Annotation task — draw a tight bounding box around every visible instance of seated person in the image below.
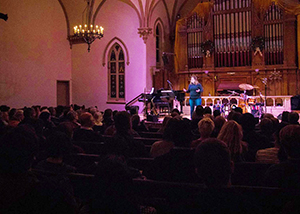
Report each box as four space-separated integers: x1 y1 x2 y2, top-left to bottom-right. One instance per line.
90 155 139 214
172 138 259 214
265 125 300 188
73 112 104 142
0 125 77 213
106 111 145 158
191 117 215 148
35 131 76 173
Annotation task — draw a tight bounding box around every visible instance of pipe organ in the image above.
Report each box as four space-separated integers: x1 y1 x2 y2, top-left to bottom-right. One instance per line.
187 13 204 68
213 0 252 67
264 2 284 65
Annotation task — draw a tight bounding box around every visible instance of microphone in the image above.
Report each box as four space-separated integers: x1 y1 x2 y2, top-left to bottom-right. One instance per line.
167 80 172 85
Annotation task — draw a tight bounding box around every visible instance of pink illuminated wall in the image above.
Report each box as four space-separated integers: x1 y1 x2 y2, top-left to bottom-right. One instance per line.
0 0 172 112
71 0 147 112
0 0 71 108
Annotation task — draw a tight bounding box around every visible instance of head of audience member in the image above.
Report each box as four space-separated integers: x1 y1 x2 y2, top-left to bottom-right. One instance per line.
214 116 226 131
94 111 103 126
194 138 232 188
192 105 204 120
89 107 97 116
55 105 64 118
158 116 171 133
171 109 180 118
227 111 242 124
0 125 38 173
57 122 74 139
23 107 35 119
288 112 299 125
114 111 131 135
239 113 256 131
13 110 24 122
8 108 16 121
213 109 221 118
259 118 274 135
281 111 290 123
113 110 118 118
79 112 95 128
163 117 192 147
198 117 215 139
48 107 56 117
129 107 138 116
131 114 140 131
39 111 51 126
263 113 275 119
232 106 243 114
218 120 245 160
203 106 212 115
280 125 300 160
103 108 113 123
45 131 72 161
66 110 78 123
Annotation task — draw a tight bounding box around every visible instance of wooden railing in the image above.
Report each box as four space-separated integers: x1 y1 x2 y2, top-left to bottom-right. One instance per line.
182 95 292 116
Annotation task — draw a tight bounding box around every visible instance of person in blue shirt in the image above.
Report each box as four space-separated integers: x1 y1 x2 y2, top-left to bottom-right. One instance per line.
183 75 203 118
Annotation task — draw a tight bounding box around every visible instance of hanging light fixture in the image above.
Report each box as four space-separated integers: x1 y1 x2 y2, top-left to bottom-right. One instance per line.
72 0 104 52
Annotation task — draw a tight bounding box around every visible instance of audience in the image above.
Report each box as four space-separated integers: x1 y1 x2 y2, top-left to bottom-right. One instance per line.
1 102 299 213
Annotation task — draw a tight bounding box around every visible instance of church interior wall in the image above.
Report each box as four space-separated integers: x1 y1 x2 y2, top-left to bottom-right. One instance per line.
0 0 72 108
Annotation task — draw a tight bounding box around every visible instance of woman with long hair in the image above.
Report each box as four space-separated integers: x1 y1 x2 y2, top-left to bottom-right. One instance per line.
183 75 203 118
218 120 248 162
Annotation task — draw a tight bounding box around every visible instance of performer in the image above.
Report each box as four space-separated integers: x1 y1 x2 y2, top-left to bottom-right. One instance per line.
183 75 203 118
213 99 224 115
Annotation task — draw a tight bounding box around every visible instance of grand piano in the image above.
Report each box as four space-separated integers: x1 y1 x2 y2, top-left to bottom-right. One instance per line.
125 89 185 115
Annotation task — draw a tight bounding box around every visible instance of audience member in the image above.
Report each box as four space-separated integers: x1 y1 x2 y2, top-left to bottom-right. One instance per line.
106 111 145 158
90 155 139 214
35 131 76 173
211 115 226 137
73 112 104 142
171 108 180 118
8 109 24 128
194 138 233 187
203 106 212 116
174 138 259 214
218 120 248 162
288 112 299 125
191 105 204 131
191 117 215 148
157 116 171 133
239 113 272 161
265 125 300 188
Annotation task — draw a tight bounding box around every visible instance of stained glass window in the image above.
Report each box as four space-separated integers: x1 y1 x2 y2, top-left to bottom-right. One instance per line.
108 43 125 101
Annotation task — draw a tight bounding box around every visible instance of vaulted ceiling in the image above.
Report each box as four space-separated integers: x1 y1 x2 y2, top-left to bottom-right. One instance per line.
58 0 202 39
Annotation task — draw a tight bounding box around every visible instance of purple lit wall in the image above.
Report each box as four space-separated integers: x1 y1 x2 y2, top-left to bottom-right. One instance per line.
0 0 71 108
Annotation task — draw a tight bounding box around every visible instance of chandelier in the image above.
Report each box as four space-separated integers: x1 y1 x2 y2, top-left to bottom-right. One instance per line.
72 0 104 52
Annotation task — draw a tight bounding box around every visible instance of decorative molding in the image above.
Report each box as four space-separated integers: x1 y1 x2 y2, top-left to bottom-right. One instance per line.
106 101 126 104
102 37 130 66
138 27 152 43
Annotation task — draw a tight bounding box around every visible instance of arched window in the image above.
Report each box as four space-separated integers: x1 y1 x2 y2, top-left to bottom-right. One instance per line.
264 2 284 65
108 43 125 101
155 23 163 67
